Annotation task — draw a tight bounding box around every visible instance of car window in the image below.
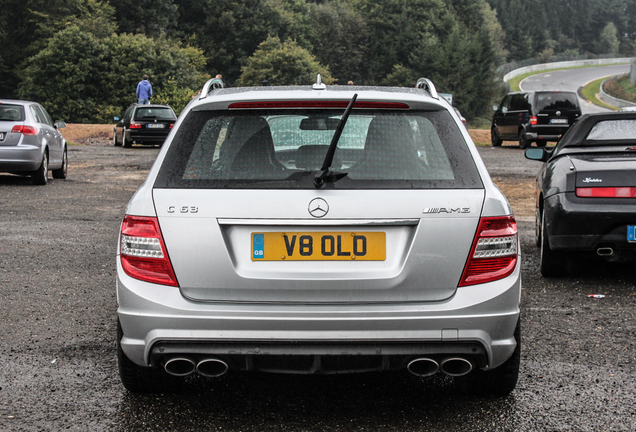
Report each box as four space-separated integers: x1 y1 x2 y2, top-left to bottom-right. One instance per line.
0 104 25 121
587 119 636 140
29 105 45 124
509 94 530 111
535 93 578 112
124 106 135 122
134 107 176 120
36 105 54 127
155 109 482 189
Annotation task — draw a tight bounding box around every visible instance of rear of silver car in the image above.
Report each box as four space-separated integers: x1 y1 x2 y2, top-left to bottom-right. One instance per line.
116 80 521 395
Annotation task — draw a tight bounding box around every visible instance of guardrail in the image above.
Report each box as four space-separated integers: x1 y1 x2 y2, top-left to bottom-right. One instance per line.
503 58 632 83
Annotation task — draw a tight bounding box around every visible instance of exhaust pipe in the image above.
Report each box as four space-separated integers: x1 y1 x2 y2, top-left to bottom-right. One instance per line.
439 357 473 377
196 358 229 378
407 358 439 377
597 247 614 257
164 357 196 377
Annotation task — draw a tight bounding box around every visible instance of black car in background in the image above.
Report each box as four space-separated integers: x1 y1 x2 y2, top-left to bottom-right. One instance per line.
525 111 636 277
491 91 582 148
114 104 177 147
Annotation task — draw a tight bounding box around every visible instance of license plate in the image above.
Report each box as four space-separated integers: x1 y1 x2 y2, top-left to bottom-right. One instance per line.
550 119 568 124
252 232 386 261
629 226 636 242
147 123 165 129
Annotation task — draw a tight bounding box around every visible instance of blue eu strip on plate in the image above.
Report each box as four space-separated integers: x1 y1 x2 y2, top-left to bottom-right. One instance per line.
628 225 636 242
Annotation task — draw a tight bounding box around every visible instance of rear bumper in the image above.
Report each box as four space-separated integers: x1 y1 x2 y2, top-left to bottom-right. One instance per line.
545 192 636 252
126 130 170 144
116 259 521 373
0 144 43 172
525 125 569 141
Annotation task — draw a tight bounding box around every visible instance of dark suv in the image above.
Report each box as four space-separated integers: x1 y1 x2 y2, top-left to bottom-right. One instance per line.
114 104 177 147
491 91 581 148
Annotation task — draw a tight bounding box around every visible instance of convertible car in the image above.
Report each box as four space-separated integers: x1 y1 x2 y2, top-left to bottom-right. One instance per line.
525 111 636 277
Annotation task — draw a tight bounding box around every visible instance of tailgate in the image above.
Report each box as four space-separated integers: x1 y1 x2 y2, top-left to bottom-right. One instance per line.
153 189 485 303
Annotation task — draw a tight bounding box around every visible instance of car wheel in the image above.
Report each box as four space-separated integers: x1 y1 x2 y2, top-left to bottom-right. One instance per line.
536 139 547 147
457 318 520 397
540 210 569 277
52 147 68 179
491 127 503 147
114 129 122 147
518 130 531 149
117 320 184 393
123 133 132 148
31 152 48 185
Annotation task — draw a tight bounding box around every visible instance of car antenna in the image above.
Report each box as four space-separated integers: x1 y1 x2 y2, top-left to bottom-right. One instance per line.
314 93 357 188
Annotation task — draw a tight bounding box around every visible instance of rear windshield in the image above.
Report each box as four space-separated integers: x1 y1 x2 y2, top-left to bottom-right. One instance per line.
587 119 636 141
535 92 579 112
0 104 26 121
155 109 482 189
134 107 176 120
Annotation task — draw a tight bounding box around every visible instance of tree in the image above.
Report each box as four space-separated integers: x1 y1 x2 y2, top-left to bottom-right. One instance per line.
235 36 333 86
18 26 107 122
597 22 620 54
18 26 208 122
307 0 370 84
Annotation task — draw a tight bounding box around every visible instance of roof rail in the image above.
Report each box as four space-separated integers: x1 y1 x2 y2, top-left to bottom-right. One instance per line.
415 78 439 100
199 78 225 100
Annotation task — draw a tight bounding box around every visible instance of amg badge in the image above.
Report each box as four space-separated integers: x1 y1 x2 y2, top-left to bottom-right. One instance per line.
423 208 470 214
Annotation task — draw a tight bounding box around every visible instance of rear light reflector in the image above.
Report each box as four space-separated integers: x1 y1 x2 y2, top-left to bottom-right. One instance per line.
229 101 409 109
120 215 178 287
530 116 538 125
459 216 518 287
11 125 38 135
130 123 142 129
577 187 636 198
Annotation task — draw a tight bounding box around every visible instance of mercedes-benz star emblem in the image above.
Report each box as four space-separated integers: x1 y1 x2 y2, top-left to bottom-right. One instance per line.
308 198 329 218
556 110 561 116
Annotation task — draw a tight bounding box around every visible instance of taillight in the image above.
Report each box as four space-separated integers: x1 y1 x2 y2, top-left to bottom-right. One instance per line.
169 123 174 129
120 215 178 287
11 125 38 135
530 116 538 125
577 187 636 198
130 123 142 129
459 216 518 287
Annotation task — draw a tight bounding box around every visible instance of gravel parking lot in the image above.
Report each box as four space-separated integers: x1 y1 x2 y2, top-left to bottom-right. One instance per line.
0 140 634 431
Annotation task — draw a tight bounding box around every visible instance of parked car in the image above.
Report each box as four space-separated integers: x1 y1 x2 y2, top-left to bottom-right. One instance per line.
113 104 177 147
116 76 521 396
491 90 582 148
0 99 67 185
525 111 636 277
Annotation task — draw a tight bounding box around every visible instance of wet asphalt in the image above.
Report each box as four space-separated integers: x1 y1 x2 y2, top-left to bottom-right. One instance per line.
0 141 634 431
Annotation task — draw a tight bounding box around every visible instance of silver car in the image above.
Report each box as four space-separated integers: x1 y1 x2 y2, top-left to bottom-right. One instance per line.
116 76 521 396
0 100 67 185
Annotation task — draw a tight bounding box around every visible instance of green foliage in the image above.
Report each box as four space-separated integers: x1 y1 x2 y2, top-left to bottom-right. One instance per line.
152 77 198 115
236 36 333 86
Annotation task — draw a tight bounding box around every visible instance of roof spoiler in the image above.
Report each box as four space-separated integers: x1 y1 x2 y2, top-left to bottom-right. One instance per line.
199 77 225 100
415 78 439 100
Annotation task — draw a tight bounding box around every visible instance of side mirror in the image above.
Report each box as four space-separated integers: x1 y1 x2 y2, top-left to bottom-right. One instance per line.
114 116 120 121
492 105 499 112
525 147 550 162
54 120 66 129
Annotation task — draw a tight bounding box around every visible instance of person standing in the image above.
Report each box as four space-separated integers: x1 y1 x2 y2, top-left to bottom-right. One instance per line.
136 75 153 105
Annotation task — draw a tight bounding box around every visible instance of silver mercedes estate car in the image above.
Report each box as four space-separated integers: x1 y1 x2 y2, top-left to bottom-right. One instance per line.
0 99 67 185
116 76 521 396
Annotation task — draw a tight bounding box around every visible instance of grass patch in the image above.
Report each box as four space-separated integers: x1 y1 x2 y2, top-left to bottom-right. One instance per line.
603 75 636 103
580 78 619 110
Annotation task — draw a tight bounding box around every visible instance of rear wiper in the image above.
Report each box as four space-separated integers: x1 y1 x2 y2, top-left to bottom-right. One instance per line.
314 93 357 188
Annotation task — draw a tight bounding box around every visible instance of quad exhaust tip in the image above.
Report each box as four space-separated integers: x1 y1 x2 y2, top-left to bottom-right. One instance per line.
164 357 196 377
196 358 229 378
163 356 229 378
597 247 614 257
407 358 439 377
439 357 473 377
